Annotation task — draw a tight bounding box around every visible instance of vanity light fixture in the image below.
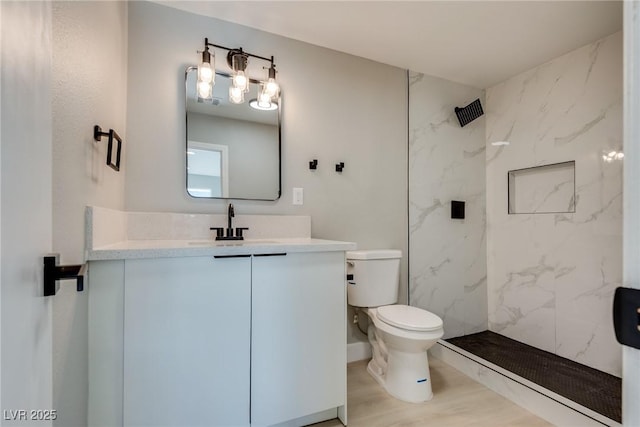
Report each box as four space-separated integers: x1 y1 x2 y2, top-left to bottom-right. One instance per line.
228 50 248 104
262 64 280 98
197 38 280 107
197 45 215 103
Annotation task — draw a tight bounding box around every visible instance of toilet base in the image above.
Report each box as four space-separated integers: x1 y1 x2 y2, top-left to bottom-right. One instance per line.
367 350 434 404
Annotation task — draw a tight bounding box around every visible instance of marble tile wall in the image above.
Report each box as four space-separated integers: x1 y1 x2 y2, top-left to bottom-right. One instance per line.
408 72 487 339
486 31 623 376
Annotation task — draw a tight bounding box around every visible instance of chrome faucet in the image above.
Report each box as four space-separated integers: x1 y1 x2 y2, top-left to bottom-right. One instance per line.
210 203 249 240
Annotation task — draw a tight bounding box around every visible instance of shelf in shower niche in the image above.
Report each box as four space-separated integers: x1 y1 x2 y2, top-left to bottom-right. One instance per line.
508 161 575 214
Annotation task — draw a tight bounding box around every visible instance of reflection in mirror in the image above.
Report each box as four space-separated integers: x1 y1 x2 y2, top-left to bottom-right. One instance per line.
185 67 281 200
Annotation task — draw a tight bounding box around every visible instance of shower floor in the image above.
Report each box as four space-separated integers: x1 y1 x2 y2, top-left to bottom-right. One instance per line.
446 331 621 423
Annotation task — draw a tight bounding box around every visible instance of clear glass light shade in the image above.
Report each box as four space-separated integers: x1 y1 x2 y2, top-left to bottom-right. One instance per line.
198 62 214 84
229 86 244 104
232 70 249 93
257 90 272 109
263 78 279 98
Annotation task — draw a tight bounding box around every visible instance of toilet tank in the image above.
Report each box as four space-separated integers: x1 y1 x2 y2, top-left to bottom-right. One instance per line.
346 249 402 307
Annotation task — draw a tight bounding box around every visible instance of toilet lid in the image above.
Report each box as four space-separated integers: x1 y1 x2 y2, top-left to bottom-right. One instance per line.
377 305 443 332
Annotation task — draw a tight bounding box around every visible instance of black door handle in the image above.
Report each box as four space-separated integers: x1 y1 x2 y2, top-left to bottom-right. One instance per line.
613 287 640 349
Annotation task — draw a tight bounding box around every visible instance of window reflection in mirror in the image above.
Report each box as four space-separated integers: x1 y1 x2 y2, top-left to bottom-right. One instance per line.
187 142 229 198
185 67 281 200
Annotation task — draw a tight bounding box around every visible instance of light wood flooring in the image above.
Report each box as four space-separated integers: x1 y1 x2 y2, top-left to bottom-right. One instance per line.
315 357 553 427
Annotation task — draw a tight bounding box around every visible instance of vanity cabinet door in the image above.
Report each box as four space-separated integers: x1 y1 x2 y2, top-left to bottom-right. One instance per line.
123 256 251 427
251 252 346 426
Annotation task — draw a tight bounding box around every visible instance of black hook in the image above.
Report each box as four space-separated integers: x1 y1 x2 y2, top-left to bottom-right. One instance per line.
309 159 318 170
335 162 345 172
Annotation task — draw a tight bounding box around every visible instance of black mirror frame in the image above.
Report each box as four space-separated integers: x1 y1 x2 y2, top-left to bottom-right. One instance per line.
184 66 282 201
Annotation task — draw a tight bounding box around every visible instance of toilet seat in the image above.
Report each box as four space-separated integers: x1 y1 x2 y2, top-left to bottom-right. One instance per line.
377 305 443 332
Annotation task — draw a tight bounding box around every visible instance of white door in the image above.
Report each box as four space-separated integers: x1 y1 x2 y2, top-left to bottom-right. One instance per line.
1 1 54 425
623 1 640 425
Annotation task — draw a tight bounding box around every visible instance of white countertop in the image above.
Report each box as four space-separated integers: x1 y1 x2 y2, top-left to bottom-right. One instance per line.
87 238 357 261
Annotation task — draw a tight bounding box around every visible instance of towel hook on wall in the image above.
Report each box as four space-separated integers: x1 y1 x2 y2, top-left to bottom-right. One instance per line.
93 125 122 171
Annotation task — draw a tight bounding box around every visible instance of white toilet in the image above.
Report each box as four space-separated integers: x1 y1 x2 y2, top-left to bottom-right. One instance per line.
347 249 444 403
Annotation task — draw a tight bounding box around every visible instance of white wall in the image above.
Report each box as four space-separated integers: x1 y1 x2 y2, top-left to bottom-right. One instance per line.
408 72 487 339
1 1 53 423
486 31 623 376
125 1 408 342
51 2 128 426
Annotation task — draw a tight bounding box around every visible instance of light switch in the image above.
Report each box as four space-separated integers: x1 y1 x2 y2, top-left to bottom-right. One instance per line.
293 187 304 205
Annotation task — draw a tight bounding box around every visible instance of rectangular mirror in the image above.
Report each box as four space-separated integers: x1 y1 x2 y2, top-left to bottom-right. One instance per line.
185 67 281 200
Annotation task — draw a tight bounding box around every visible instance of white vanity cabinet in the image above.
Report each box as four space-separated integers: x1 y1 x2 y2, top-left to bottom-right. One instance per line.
123 256 251 427
88 245 349 427
251 252 346 426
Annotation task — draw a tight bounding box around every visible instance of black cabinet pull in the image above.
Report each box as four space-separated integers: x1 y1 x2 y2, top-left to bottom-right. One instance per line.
213 254 251 259
253 253 287 257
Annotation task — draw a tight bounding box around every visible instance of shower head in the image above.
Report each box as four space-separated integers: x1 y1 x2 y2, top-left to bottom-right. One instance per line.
455 98 484 127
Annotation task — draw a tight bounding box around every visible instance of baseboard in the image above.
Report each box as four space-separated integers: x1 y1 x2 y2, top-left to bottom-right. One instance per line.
431 341 620 427
270 408 338 427
347 341 371 363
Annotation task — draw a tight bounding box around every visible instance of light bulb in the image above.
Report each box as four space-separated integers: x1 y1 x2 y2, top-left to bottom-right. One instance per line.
229 86 244 104
264 78 279 98
258 90 272 109
617 152 625 159
232 71 249 93
198 63 213 83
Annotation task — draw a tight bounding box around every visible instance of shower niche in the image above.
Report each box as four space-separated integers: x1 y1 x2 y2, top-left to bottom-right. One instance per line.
508 161 576 214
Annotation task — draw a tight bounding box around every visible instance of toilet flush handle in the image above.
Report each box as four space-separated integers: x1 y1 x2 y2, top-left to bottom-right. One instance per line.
346 262 355 284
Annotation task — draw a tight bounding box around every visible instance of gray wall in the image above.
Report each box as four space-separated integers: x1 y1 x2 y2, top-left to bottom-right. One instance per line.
126 2 409 342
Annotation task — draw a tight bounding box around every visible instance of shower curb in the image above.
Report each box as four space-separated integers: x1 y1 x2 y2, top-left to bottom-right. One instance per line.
431 340 620 427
